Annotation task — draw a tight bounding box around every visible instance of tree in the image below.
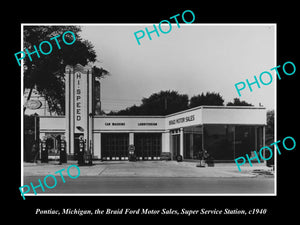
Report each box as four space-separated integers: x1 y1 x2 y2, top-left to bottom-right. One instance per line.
110 90 189 116
112 105 142 115
226 98 253 106
23 26 108 115
140 90 189 115
189 92 224 108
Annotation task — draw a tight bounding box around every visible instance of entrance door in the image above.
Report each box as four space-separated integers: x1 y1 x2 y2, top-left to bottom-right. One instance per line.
171 134 180 160
74 133 83 160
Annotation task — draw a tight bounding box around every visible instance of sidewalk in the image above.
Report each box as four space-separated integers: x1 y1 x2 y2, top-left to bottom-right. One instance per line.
22 160 274 178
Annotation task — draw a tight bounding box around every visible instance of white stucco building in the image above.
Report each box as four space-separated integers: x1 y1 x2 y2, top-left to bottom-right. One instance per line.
34 64 267 161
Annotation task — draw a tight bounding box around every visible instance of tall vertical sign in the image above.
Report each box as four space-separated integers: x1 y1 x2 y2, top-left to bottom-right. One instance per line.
65 64 93 157
74 71 87 132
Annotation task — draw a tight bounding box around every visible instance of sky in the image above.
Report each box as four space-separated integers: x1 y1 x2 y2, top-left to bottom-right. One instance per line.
80 24 276 113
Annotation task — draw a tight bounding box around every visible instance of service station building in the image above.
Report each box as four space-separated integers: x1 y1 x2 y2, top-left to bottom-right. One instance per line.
36 65 267 161
40 106 266 161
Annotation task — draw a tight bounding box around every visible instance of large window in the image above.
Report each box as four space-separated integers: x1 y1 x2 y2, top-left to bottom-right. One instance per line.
45 133 63 155
203 125 264 160
183 126 203 159
234 126 255 158
204 125 234 160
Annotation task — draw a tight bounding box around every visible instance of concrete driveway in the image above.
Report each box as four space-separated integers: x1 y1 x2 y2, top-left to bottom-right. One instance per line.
23 160 274 178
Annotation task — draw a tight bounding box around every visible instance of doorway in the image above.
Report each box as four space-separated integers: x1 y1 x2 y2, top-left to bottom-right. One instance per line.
134 133 162 160
171 134 180 160
101 133 129 160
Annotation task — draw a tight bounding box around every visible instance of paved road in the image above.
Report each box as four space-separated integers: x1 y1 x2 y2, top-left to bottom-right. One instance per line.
24 176 274 195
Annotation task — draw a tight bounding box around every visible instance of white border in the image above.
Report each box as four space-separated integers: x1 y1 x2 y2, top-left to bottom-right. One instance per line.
274 24 277 196
21 23 277 198
21 23 24 189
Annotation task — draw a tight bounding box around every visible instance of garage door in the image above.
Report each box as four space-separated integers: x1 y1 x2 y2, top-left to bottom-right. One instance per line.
101 133 129 160
134 133 162 160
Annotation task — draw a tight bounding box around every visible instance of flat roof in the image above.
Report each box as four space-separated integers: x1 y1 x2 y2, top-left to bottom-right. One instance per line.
165 105 266 118
39 105 266 118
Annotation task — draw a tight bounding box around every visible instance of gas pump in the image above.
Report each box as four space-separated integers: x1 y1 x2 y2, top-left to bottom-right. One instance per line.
59 136 67 163
41 136 48 163
78 135 84 165
128 145 136 161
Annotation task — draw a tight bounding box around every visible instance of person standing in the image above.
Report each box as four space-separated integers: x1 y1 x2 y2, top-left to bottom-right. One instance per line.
203 150 210 166
198 149 205 167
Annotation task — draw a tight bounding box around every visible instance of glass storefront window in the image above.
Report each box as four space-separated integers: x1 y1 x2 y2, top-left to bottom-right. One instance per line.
183 126 203 159
234 126 256 158
203 125 234 160
203 125 264 161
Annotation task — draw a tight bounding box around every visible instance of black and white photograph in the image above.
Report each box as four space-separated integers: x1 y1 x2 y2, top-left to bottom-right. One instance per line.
21 24 276 197
8 4 298 220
